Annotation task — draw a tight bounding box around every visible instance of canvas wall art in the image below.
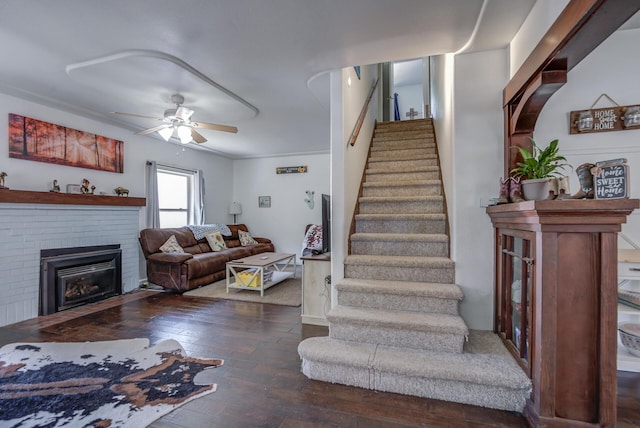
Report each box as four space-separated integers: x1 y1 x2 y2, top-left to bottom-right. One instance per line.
8 113 124 173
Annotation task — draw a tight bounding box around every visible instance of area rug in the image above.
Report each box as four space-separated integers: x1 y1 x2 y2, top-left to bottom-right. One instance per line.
184 276 301 306
0 338 223 428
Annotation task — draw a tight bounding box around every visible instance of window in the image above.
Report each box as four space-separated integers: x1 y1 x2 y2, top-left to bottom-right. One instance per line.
157 168 193 228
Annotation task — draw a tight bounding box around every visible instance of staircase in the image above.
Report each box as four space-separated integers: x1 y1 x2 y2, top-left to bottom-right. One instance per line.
298 118 531 412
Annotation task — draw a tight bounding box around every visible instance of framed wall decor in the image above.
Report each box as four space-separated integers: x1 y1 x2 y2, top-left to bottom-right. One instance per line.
258 196 271 208
8 113 124 173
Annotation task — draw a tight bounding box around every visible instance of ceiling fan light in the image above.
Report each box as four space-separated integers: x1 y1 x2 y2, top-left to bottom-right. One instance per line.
158 127 174 141
177 125 193 144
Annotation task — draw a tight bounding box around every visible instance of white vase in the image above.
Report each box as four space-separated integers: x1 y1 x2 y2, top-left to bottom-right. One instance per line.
522 178 552 201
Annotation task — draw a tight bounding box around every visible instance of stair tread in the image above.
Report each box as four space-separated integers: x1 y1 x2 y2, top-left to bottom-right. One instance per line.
345 254 453 268
298 330 531 389
369 153 437 160
366 165 440 173
337 278 463 300
363 180 440 187
350 233 448 242
355 213 446 220
328 306 468 334
371 140 435 146
359 195 443 202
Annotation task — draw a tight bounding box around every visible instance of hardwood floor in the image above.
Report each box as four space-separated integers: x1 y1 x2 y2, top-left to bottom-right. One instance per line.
1 291 638 427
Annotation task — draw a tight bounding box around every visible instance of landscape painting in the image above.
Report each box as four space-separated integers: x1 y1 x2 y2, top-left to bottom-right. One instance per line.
8 113 124 173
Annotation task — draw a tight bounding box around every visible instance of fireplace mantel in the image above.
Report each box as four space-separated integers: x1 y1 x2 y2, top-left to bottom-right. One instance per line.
0 190 145 207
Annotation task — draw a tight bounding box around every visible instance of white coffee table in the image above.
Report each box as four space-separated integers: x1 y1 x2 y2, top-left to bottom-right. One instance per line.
226 252 296 296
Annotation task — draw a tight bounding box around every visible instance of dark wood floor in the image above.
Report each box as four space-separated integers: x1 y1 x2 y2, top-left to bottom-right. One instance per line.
1 291 639 427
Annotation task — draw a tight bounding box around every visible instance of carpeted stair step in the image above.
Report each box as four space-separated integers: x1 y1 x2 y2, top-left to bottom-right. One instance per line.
373 129 432 141
298 330 532 412
368 148 436 160
371 139 435 151
350 233 448 257
327 306 468 353
337 278 462 315
358 195 443 214
365 165 440 181
375 118 432 130
368 157 438 169
368 150 438 169
344 254 454 283
355 213 446 234
362 180 442 196
362 180 441 197
369 150 437 162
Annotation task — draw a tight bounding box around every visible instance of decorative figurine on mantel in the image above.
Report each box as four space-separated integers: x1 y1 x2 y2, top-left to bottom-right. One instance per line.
81 178 95 195
0 171 8 190
50 179 61 193
114 186 129 197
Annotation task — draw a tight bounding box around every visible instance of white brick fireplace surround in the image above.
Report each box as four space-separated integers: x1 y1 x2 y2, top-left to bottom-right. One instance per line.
0 192 145 327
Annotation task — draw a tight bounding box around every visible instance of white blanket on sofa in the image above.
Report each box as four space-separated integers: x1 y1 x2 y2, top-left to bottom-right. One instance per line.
187 224 231 240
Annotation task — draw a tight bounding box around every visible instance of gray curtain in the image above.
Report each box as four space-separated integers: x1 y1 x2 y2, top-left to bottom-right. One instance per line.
191 169 205 225
145 161 160 228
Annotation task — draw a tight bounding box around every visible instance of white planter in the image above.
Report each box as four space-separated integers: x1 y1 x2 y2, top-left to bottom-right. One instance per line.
522 178 552 201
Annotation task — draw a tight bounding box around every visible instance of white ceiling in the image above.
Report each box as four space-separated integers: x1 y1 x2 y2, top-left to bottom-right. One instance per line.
0 0 537 159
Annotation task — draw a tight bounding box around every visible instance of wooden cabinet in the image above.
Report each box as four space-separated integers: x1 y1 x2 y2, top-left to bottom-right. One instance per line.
301 253 331 326
488 199 638 428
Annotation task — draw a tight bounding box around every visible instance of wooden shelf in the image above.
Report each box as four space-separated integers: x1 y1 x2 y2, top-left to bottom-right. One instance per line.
0 189 145 207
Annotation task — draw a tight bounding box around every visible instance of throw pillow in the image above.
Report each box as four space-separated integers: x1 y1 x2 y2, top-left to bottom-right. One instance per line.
159 235 185 253
205 231 228 252
239 230 259 246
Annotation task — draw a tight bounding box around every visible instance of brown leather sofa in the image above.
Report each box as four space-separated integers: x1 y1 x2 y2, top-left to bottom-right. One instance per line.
139 224 274 292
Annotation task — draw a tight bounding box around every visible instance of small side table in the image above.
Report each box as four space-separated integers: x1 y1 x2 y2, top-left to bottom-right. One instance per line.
301 252 331 326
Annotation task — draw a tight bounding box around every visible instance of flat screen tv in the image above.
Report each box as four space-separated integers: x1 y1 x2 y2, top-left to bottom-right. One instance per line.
321 194 331 253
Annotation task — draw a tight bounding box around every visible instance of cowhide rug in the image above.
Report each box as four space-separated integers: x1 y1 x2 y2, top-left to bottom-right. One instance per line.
0 338 223 427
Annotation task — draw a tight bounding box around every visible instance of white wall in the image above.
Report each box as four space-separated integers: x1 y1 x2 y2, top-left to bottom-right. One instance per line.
534 27 640 245
394 84 424 120
509 0 570 77
0 93 234 226
453 49 509 329
430 54 455 248
331 63 378 301
231 153 330 258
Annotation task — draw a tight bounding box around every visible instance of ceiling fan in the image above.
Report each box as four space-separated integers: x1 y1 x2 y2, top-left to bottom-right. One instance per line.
112 93 238 144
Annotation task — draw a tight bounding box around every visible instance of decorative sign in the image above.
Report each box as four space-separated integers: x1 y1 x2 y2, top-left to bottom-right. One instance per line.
591 158 629 199
569 105 640 134
276 165 307 174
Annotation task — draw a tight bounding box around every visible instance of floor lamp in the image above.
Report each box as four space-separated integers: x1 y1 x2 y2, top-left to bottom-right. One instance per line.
229 202 242 224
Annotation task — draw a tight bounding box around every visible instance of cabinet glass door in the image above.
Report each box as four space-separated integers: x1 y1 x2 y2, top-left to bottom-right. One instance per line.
500 233 532 371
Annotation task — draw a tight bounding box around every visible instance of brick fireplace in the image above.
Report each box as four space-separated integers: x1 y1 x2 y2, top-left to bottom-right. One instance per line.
0 190 145 326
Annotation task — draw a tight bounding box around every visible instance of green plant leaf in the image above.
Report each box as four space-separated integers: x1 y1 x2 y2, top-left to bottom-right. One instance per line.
510 138 569 179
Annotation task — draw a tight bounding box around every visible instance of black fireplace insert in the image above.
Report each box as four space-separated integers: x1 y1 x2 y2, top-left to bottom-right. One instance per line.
40 244 122 315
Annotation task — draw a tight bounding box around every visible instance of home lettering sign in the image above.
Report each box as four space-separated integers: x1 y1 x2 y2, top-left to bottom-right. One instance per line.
591 158 629 199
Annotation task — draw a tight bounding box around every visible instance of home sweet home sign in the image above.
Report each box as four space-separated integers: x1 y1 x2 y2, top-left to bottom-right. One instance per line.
592 158 629 199
569 107 624 134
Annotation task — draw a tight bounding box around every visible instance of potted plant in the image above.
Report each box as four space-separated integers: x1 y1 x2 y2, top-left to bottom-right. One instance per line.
511 138 570 200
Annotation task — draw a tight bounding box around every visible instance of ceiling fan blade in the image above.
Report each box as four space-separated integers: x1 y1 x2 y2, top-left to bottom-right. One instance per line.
175 106 194 121
191 128 207 144
112 112 160 120
135 124 171 136
191 121 238 134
